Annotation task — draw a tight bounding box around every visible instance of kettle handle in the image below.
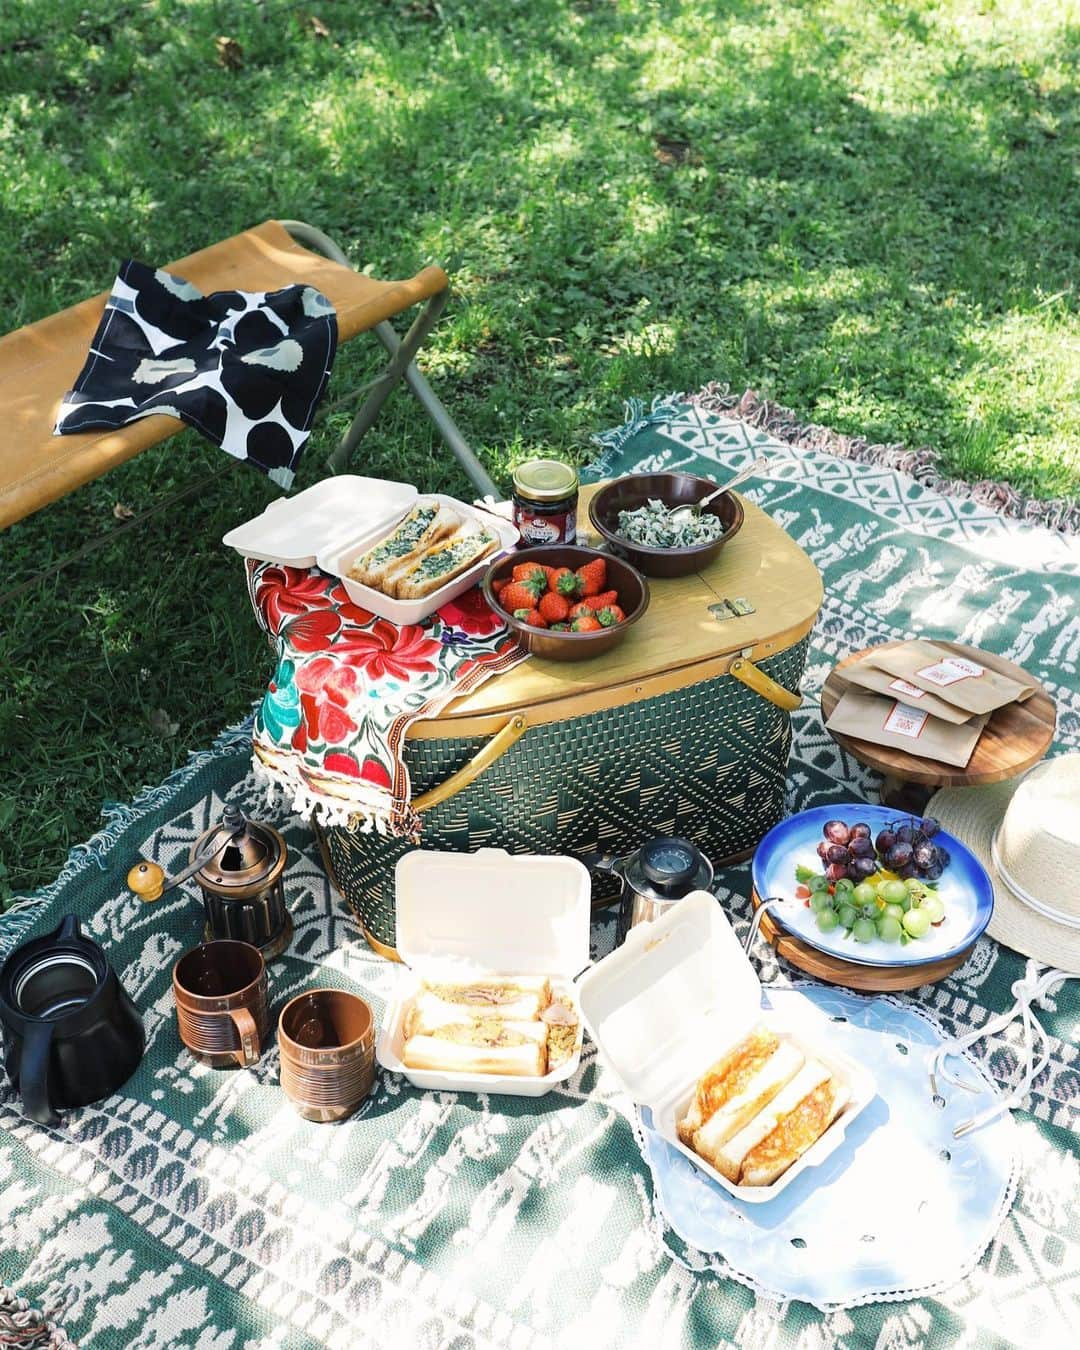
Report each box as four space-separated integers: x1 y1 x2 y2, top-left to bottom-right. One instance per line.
20 1020 60 1128
575 850 629 876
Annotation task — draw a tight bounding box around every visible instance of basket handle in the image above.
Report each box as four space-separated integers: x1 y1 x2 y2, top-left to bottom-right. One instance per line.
728 656 802 712
413 713 529 813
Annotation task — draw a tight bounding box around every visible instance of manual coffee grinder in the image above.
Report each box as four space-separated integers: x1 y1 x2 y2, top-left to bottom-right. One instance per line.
127 804 292 960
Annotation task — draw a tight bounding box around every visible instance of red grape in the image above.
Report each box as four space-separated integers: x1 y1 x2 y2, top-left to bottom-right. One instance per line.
849 822 871 840
825 862 848 882
823 820 851 845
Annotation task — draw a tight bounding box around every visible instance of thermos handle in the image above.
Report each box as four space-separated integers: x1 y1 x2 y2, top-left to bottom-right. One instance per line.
20 1020 60 1127
229 1006 260 1067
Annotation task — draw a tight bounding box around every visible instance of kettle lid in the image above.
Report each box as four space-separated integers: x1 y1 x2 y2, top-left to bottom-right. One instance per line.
624 835 713 900
193 805 280 888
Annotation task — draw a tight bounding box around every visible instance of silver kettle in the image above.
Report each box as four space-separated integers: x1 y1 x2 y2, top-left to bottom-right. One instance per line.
590 836 714 944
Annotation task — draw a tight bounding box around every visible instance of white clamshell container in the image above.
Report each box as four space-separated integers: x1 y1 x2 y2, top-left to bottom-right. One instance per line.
222 476 518 625
376 848 592 1097
577 891 876 1203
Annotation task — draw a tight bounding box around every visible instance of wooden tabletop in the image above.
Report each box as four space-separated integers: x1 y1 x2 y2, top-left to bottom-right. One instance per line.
821 640 1056 788
412 482 823 735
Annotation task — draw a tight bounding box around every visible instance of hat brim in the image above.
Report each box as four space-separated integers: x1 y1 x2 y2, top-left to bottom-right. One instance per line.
928 776 1080 975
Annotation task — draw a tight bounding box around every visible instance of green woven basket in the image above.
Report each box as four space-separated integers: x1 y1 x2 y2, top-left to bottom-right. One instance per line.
318 638 809 956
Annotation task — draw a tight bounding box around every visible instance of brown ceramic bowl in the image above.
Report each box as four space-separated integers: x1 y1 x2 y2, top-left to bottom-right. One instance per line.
482 545 649 661
588 472 745 578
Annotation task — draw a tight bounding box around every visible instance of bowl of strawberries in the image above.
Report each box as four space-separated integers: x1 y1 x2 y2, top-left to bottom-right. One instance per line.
483 546 650 661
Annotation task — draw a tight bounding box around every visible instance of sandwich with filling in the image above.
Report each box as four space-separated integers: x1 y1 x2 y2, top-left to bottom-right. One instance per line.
402 1018 548 1077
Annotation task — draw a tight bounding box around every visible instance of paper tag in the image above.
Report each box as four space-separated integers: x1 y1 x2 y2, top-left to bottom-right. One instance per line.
943 656 985 678
883 701 928 738
888 677 925 700
916 659 980 687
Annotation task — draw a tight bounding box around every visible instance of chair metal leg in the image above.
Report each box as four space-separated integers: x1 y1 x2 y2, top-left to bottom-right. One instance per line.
279 220 497 499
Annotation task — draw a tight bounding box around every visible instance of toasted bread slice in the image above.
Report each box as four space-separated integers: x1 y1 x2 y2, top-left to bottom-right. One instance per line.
689 1041 804 1166
709 1059 837 1185
676 1025 782 1146
738 1077 848 1187
386 520 498 599
402 1019 547 1076
408 978 551 1033
348 499 458 586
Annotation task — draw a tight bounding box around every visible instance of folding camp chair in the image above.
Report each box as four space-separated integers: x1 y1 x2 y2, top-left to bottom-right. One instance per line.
0 219 494 532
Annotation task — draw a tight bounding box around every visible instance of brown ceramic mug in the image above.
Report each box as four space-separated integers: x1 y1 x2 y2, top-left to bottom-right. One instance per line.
173 940 269 1067
278 988 375 1122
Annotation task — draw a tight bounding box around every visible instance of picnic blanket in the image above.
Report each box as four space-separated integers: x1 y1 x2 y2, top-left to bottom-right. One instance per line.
3 400 1079 1349
246 563 526 837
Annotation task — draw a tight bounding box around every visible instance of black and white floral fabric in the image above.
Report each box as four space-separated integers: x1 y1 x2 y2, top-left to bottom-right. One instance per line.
55 260 338 488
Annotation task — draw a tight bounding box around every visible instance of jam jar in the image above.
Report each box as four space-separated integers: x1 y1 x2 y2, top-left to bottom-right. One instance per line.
512 459 579 547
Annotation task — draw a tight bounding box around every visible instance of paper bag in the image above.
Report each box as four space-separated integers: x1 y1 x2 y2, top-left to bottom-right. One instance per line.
841 660 974 725
865 641 1034 717
825 689 989 767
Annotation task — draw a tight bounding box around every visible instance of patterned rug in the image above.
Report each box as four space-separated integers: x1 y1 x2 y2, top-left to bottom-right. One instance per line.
2 402 1078 1349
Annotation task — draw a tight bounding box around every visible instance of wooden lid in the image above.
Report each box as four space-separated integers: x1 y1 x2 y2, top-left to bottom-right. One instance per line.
411 481 822 738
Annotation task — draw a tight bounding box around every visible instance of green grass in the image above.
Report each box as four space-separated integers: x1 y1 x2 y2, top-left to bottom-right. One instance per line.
1 0 1078 900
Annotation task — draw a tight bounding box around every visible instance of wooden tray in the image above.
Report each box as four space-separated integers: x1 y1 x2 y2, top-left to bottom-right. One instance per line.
821 640 1055 790
750 890 972 991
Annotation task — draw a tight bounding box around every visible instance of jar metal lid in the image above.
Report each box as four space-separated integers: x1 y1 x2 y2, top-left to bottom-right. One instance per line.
512 459 579 502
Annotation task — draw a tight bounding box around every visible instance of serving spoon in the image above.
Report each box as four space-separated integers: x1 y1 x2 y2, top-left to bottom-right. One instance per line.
666 455 769 529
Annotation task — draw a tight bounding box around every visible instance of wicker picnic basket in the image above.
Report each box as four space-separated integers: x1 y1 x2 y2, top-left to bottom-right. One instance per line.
317 487 822 958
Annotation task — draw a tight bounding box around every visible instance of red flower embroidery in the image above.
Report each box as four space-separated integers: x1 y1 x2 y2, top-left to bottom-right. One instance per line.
438 587 503 638
284 608 341 652
255 565 335 634
294 657 359 745
324 752 361 778
334 619 441 681
359 757 392 788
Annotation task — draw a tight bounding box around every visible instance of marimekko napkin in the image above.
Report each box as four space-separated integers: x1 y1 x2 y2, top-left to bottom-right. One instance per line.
55 260 337 487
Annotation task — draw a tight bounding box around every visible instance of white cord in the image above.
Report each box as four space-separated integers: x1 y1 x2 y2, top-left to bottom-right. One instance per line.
927 964 1073 1138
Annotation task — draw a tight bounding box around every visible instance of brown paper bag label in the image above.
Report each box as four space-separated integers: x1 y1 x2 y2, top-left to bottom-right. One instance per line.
825 688 988 767
866 640 1032 716
841 659 974 725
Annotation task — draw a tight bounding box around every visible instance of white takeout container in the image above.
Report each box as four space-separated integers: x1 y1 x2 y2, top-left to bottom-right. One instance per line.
376 848 592 1097
577 891 876 1203
222 476 518 625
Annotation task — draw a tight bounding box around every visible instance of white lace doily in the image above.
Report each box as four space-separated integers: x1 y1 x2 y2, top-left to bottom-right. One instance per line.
634 983 1020 1311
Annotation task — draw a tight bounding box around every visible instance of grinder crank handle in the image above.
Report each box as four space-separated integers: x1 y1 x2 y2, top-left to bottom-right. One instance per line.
126 807 246 903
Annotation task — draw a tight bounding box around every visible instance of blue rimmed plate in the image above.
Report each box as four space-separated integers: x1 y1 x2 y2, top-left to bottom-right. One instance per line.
751 804 993 967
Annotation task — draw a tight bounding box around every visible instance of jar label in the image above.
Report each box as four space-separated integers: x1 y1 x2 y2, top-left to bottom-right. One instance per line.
515 507 576 545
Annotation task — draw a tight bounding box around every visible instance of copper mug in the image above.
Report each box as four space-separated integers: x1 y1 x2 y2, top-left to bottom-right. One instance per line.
278 989 375 1122
173 941 269 1067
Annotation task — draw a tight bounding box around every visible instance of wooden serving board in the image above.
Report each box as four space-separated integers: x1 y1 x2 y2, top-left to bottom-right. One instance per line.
820 640 1055 790
750 890 972 991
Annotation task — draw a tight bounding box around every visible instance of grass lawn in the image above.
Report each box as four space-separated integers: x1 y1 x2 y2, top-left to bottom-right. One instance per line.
1 0 1077 900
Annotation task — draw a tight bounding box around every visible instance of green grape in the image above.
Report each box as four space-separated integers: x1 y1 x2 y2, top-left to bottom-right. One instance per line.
881 880 909 905
876 915 902 942
837 905 858 929
809 873 830 892
833 878 855 898
852 917 877 942
853 882 878 907
860 903 879 919
900 893 913 912
810 889 833 913
816 907 839 933
922 895 946 924
903 908 931 938
904 876 924 894
883 903 905 922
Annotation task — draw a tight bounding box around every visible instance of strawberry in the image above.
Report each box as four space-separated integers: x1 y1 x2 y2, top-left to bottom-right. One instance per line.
571 614 602 633
521 609 549 628
582 589 619 612
553 568 582 598
575 557 606 597
512 562 550 586
538 592 570 623
568 600 593 620
502 581 542 611
594 605 625 628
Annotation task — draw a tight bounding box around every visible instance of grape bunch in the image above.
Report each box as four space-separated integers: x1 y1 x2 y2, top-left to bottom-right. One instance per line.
814 816 950 884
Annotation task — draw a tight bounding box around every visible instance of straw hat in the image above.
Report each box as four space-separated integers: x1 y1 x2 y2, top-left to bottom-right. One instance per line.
928 754 1080 973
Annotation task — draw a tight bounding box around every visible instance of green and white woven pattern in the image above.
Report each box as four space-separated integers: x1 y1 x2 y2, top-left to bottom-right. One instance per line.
2 402 1078 1348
